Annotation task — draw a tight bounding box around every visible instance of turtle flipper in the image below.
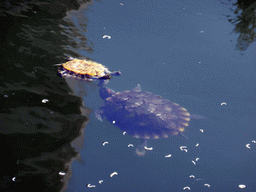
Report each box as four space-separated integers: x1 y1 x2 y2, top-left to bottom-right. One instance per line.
135 140 147 156
133 84 141 92
98 79 110 87
95 110 103 121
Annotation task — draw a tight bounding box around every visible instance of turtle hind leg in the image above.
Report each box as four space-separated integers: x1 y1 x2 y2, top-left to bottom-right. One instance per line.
135 140 148 156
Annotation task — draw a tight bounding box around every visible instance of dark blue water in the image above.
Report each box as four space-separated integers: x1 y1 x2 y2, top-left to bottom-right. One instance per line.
1 0 256 192
65 1 256 191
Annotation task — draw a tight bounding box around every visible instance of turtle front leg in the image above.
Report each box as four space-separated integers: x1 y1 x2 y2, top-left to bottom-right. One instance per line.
135 139 148 156
98 79 110 87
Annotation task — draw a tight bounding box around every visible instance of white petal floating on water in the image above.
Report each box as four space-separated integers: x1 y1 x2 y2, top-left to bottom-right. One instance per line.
195 158 200 161
199 129 204 133
165 154 172 158
42 99 49 103
195 143 199 147
183 186 191 190
144 146 153 151
128 144 134 147
192 161 196 165
103 141 109 146
238 184 246 189
110 172 118 177
252 140 256 143
221 102 227 105
103 35 111 39
180 146 187 151
112 120 116 124
120 3 124 5
87 184 96 188
123 132 127 135
246 144 251 149
204 184 210 187
59 171 65 175
99 180 103 184
189 175 195 178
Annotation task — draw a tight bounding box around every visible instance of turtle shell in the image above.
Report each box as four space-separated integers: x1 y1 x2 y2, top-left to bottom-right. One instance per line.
58 58 121 81
97 84 191 140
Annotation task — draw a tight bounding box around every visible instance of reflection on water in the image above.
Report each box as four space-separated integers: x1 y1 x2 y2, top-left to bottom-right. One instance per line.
0 1 91 191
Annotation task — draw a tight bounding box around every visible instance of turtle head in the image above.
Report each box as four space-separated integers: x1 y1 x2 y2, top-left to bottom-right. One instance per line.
99 86 116 100
112 70 122 76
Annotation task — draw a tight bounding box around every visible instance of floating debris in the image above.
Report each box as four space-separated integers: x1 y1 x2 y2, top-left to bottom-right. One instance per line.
165 154 172 158
238 184 246 189
246 144 250 149
128 144 134 147
180 146 187 152
204 184 210 188
42 99 49 103
110 172 118 177
183 186 191 190
58 172 65 176
86 184 96 188
144 146 153 151
103 35 111 39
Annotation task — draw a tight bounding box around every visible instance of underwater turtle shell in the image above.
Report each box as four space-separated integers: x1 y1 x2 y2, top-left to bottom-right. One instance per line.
96 84 205 156
97 84 194 140
57 57 121 81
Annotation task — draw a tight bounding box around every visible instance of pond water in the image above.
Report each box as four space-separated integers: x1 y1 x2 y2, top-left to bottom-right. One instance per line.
1 0 256 191
65 1 256 191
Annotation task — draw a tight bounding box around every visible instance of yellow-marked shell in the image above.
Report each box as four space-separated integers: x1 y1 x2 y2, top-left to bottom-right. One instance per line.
58 57 121 81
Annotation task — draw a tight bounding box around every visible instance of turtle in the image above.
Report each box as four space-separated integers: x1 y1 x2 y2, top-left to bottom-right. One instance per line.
96 84 204 156
56 57 121 82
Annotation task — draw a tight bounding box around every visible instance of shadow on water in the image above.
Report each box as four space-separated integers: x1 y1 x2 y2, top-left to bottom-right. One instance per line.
0 1 95 191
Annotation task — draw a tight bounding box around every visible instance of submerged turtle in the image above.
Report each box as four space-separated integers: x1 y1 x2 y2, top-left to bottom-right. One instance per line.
57 57 121 82
96 84 204 156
